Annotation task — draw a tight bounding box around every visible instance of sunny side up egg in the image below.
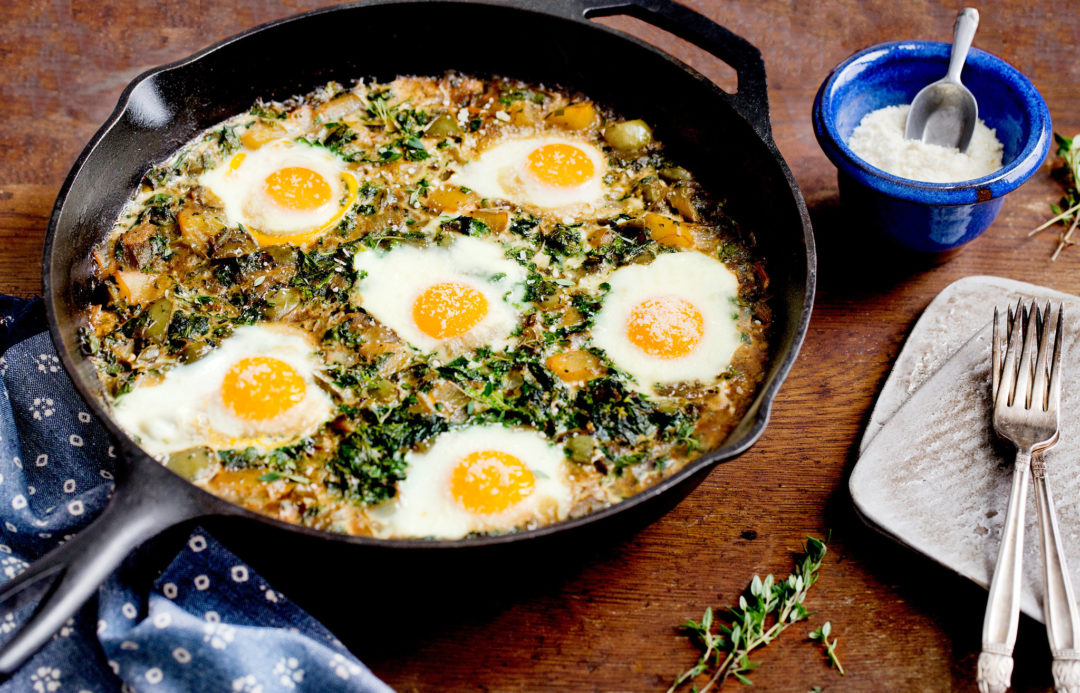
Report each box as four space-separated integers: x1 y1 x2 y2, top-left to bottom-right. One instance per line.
452 136 607 213
590 251 741 393
352 236 529 356
199 140 358 246
112 324 334 456
372 425 573 539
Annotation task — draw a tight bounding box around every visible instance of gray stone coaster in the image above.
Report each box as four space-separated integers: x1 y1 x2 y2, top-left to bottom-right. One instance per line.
851 276 1080 623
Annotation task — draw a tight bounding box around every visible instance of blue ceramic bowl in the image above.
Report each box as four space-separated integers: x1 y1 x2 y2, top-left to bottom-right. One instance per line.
812 41 1051 253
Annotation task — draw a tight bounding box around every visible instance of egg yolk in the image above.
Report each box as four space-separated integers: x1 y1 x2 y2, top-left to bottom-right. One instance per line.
263 166 333 211
412 282 489 339
526 143 596 188
248 172 358 247
626 297 705 359
451 450 535 515
221 356 306 422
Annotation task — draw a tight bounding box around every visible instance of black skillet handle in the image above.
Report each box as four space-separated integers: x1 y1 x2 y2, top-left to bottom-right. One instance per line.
545 0 772 141
0 459 211 676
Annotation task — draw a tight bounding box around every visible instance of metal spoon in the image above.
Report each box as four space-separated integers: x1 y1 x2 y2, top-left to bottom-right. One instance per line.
905 7 980 152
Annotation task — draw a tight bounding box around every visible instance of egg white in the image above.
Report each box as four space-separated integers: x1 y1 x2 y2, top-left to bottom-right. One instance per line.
590 251 741 393
452 136 606 212
199 140 355 241
112 324 334 456
351 236 529 356
371 425 573 539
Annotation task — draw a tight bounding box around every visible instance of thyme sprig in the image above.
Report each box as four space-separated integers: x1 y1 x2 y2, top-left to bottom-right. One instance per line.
1029 133 1080 260
668 536 831 692
808 621 844 674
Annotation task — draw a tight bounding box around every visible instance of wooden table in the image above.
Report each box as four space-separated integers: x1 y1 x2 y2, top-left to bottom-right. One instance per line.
2 1 1077 690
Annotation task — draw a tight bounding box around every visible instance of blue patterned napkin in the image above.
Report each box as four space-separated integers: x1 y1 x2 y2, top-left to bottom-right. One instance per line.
0 296 391 693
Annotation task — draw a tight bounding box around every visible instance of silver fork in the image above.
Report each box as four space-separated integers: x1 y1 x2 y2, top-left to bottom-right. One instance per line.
979 301 1080 692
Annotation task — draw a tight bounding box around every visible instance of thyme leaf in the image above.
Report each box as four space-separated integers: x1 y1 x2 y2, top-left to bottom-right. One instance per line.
808 621 845 675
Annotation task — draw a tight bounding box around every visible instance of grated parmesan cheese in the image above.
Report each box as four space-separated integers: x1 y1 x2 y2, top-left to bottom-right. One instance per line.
847 104 1003 183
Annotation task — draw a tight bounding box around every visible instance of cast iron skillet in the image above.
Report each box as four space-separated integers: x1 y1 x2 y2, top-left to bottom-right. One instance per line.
0 0 815 674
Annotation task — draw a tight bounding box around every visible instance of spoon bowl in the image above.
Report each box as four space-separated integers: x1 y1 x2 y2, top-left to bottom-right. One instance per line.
905 8 980 152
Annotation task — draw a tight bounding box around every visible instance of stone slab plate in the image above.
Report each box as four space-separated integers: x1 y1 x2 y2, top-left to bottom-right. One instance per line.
851 276 1080 622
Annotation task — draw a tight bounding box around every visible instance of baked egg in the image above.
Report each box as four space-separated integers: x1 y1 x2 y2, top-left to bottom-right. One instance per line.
373 425 573 539
453 136 606 213
590 251 741 393
112 324 334 456
351 236 529 356
199 140 358 246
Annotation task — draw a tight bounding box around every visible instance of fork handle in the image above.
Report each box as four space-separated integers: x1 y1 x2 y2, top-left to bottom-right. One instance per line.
1032 460 1080 692
980 451 1032 693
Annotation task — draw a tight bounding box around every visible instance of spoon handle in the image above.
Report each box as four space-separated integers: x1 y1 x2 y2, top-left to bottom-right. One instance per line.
947 8 980 83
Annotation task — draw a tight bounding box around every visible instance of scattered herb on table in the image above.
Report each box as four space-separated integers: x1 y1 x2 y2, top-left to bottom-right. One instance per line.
668 536 838 692
808 621 844 674
1029 132 1080 260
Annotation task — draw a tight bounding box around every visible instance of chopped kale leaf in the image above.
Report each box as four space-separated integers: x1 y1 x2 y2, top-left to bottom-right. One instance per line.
329 408 447 505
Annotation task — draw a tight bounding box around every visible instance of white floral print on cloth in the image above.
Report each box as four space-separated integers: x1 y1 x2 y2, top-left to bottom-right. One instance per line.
0 297 392 693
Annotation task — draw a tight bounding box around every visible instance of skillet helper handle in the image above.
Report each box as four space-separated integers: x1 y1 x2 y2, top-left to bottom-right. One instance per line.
1032 463 1080 692
978 450 1032 693
0 459 209 676
574 0 772 141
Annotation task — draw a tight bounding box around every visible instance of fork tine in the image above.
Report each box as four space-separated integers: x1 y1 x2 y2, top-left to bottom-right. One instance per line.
1015 302 1040 408
1049 304 1064 412
1004 302 1017 397
993 306 1003 402
998 303 1024 411
1032 303 1051 411
1001 302 1017 392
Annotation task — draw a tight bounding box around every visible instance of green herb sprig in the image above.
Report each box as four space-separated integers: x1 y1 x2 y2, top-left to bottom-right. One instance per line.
1029 133 1080 260
808 621 844 675
668 536 832 692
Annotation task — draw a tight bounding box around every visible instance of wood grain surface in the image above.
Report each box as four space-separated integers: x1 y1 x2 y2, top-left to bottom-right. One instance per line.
4 1 1079 690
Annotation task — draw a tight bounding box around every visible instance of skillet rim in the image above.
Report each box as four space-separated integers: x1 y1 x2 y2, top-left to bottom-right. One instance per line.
42 0 816 550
